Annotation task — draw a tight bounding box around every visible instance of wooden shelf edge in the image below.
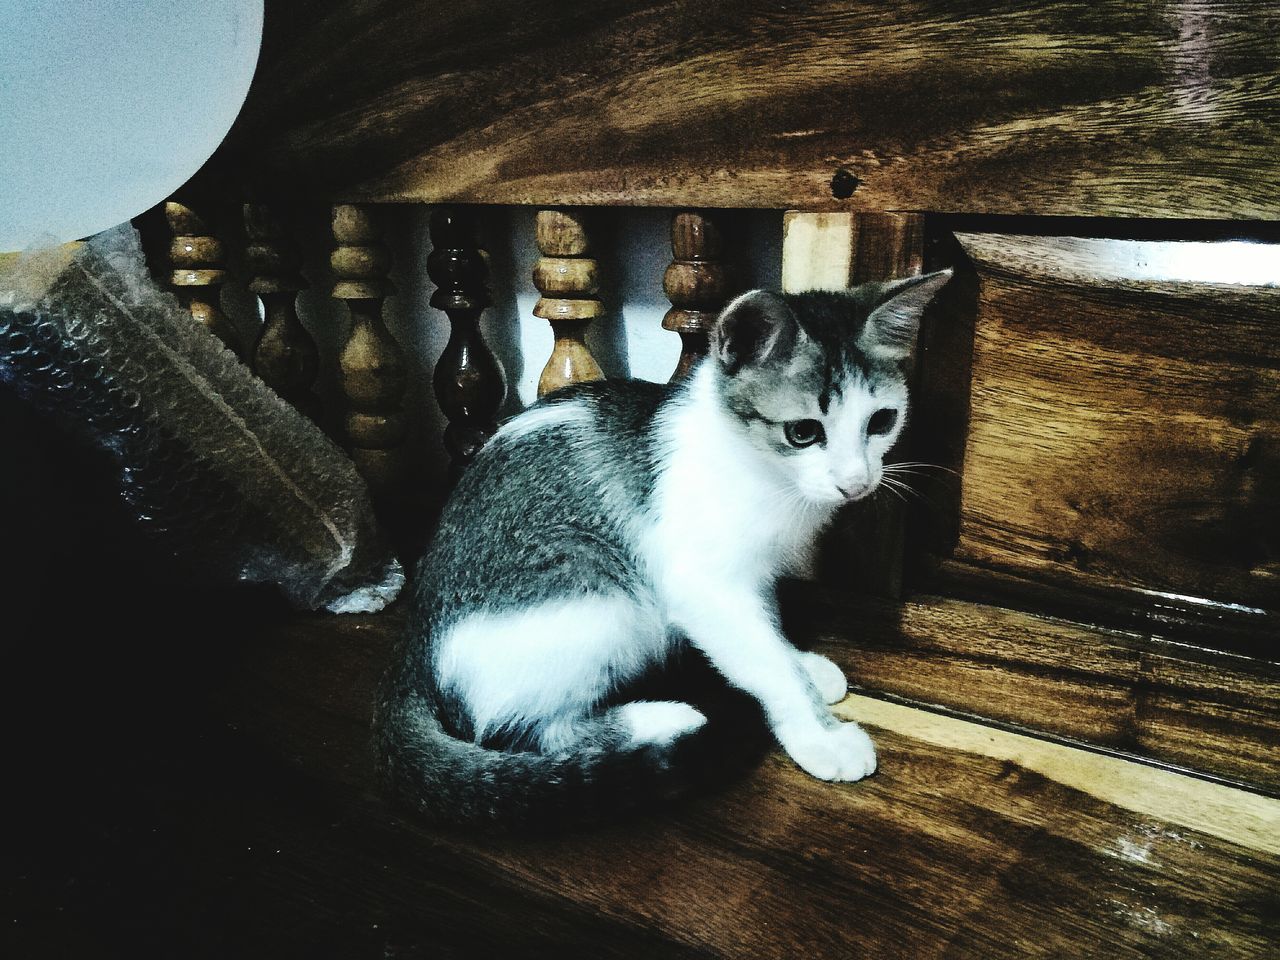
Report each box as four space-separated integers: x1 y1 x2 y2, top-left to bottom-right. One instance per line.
783 583 1280 796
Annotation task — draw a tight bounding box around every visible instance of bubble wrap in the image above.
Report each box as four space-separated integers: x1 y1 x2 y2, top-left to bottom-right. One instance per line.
0 225 404 613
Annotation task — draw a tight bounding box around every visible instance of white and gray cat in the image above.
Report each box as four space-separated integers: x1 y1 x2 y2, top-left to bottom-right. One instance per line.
377 270 952 826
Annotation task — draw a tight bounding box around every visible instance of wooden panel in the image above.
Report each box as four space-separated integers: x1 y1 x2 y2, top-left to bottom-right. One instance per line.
207 1 1280 217
951 233 1280 625
784 585 1280 793
330 203 411 504
189 607 1280 959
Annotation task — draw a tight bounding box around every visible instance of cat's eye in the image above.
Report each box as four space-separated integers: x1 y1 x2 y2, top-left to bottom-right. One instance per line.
867 408 898 436
784 419 825 448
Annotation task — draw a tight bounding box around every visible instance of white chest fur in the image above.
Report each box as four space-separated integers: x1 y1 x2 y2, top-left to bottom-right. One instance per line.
640 366 834 597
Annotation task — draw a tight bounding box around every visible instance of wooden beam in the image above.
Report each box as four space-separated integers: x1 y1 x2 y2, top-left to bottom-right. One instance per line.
663 211 737 381
165 201 241 356
244 203 321 419
330 204 410 502
210 1 1280 218
425 208 507 473
533 209 605 397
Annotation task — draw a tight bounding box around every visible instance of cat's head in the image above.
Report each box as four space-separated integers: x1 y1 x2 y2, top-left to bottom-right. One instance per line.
708 270 952 506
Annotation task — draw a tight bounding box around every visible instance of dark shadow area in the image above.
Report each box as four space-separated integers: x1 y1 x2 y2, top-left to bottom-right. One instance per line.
0 382 765 955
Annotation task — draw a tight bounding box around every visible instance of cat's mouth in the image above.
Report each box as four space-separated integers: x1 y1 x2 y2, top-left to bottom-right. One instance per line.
801 480 878 507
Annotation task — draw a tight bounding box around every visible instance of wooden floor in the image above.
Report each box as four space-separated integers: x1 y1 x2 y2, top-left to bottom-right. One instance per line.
8 599 1279 958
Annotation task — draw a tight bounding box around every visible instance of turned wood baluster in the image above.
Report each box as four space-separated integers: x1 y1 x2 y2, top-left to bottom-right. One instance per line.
533 209 604 397
330 204 409 498
663 211 737 381
426 208 507 472
165 201 241 356
243 203 320 417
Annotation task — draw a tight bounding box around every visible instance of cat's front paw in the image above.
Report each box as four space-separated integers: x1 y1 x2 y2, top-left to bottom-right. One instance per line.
799 651 848 704
779 722 877 782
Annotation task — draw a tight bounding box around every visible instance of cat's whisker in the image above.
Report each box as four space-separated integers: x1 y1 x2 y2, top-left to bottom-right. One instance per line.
878 483 910 506
878 474 959 520
879 475 921 499
885 473 936 496
883 490 915 509
881 476 936 511
884 461 959 478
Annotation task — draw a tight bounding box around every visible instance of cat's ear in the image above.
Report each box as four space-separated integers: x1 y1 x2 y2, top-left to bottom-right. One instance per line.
713 290 798 375
858 269 953 363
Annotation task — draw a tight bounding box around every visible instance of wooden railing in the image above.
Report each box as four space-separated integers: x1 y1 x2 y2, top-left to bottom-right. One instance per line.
153 201 756 482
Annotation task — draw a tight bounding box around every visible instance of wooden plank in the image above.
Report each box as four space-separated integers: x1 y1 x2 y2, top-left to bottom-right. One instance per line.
788 587 1280 794
196 607 1280 959
208 1 1280 217
837 695 1280 857
951 232 1280 623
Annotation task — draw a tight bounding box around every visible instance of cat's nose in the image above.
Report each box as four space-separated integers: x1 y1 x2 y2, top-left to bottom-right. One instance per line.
837 481 873 501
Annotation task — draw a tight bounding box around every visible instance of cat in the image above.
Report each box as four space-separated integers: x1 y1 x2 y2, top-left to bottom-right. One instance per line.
376 269 952 827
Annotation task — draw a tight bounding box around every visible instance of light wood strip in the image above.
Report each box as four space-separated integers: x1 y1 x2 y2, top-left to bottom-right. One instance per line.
836 693 1280 856
781 212 853 292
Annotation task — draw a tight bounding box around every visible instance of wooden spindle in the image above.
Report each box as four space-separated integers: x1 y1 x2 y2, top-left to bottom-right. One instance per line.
663 211 737 381
243 203 320 417
426 208 507 472
165 201 241 356
533 209 604 397
331 204 409 499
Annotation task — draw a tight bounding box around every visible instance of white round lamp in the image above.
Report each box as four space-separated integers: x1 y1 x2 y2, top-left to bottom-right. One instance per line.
0 0 264 253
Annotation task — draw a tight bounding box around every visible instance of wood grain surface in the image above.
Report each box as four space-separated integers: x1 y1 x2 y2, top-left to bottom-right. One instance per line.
425 208 508 471
164 201 241 356
663 211 739 380
164 606 1280 959
11 570 1275 958
785 585 1280 794
951 232 1279 622
204 0 1280 217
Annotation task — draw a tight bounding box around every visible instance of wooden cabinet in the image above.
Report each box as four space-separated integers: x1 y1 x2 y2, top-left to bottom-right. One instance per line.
953 234 1278 619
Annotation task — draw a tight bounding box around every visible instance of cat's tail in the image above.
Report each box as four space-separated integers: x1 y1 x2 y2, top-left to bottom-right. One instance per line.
374 669 761 830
